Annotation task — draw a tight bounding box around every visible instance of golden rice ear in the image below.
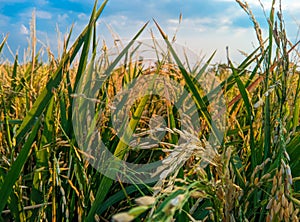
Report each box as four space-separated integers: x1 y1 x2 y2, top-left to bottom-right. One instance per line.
112 212 135 222
135 196 156 206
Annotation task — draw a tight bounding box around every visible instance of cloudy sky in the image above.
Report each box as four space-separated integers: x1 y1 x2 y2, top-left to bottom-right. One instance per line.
0 0 300 63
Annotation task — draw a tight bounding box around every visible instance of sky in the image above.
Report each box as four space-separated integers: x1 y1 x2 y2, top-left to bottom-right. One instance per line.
0 0 300 64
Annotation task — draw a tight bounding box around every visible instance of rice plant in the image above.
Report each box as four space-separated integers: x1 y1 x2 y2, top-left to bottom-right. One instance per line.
0 0 299 221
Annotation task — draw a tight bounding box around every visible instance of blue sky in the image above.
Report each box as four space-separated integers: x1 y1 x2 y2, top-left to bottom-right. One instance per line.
1 0 300 63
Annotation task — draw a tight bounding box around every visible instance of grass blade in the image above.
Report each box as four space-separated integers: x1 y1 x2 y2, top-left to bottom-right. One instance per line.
229 60 256 170
0 118 40 216
0 35 8 54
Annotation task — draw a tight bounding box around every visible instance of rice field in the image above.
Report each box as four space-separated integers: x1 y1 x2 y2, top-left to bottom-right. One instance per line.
0 0 300 221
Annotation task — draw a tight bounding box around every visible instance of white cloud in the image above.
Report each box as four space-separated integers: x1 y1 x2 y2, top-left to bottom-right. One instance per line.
101 15 145 30
214 0 300 13
68 0 94 4
78 13 87 20
175 26 260 63
36 0 49 6
18 8 52 20
68 0 92 2
58 13 69 23
36 10 52 19
20 24 29 35
0 14 10 27
285 2 300 15
213 0 269 7
166 14 235 35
